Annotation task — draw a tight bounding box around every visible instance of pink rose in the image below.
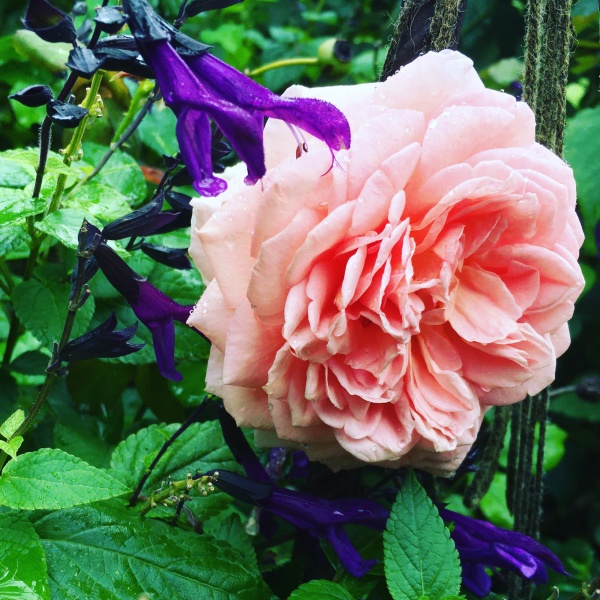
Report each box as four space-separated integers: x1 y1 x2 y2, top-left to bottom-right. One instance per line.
188 50 584 474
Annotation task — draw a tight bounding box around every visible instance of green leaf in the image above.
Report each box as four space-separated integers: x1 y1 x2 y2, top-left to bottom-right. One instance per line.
564 105 600 255
63 181 132 223
0 156 33 188
138 105 179 157
0 448 130 510
0 437 23 460
204 513 258 570
288 580 355 600
12 30 71 73
12 279 95 347
0 225 28 256
479 473 513 529
111 420 238 490
0 512 50 599
29 503 271 600
0 149 72 177
0 187 46 226
550 390 600 422
35 208 102 250
0 569 45 600
383 470 461 600
110 420 240 520
81 143 147 205
53 422 111 469
0 409 24 439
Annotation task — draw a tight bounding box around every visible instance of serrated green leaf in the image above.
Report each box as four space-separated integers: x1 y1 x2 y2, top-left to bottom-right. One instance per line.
35 208 102 249
0 187 46 226
0 149 72 176
111 420 237 489
383 470 461 600
29 503 271 600
564 106 600 255
0 512 50 599
0 437 23 460
138 104 179 157
0 225 28 256
63 181 132 222
0 566 45 600
0 157 33 188
53 422 111 468
204 513 258 569
0 409 24 439
12 279 95 347
288 580 355 600
81 143 147 205
0 448 130 510
110 420 240 520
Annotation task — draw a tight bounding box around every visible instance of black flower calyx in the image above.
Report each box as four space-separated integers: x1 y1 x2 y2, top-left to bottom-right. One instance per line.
140 243 192 270
66 47 105 79
56 313 144 366
23 0 77 45
9 84 54 107
46 100 88 127
94 6 129 35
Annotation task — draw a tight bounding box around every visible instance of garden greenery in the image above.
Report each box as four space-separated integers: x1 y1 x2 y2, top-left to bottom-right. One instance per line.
0 1 598 599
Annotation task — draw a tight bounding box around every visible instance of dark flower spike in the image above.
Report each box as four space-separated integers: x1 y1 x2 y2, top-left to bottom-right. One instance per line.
92 46 153 79
440 508 567 597
23 0 78 45
92 241 196 381
9 84 54 108
57 313 143 365
165 190 193 212
66 47 106 79
214 408 387 577
140 243 192 270
94 6 128 35
149 210 192 235
102 193 179 240
46 100 88 128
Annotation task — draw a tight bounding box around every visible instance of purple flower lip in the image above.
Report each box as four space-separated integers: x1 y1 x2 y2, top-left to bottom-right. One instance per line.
440 508 568 597
122 0 351 196
91 240 199 381
213 407 385 578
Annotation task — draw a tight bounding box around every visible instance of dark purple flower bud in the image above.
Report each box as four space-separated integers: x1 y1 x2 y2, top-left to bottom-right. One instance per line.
23 0 77 45
102 194 179 240
165 191 192 212
93 242 197 380
92 46 152 79
440 508 567 597
149 210 192 235
56 313 144 365
66 47 105 79
46 100 88 128
94 6 128 35
215 408 386 577
9 84 54 108
140 243 192 270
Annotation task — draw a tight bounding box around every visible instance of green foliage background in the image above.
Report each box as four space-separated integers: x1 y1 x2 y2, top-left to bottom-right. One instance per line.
0 0 598 598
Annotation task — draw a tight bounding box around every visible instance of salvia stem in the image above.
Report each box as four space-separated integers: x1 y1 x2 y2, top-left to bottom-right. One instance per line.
246 57 319 77
0 222 93 472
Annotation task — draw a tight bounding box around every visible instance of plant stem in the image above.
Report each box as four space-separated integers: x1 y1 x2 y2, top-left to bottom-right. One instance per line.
0 221 93 472
246 57 318 77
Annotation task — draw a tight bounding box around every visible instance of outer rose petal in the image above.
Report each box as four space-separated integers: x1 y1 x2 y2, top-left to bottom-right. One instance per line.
189 50 584 475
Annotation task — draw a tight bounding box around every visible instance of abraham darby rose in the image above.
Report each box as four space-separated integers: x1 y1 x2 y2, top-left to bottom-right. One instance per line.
188 50 584 474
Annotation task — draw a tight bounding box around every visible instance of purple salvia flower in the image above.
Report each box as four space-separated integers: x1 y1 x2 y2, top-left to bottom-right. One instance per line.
215 407 386 577
122 0 351 196
439 508 567 597
93 242 199 381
